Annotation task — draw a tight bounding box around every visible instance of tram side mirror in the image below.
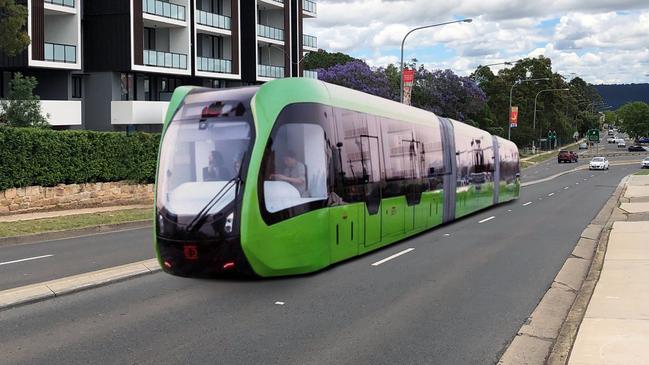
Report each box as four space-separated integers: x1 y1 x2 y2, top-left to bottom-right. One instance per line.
362 174 370 183
336 142 343 148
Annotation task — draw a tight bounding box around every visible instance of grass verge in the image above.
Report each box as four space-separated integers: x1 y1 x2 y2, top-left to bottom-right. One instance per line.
0 209 152 238
634 169 649 175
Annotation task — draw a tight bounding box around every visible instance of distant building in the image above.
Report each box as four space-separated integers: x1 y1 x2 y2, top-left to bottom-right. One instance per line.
0 0 318 131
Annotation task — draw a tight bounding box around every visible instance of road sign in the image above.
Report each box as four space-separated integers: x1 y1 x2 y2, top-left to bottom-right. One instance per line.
587 129 599 142
548 130 557 140
509 106 518 128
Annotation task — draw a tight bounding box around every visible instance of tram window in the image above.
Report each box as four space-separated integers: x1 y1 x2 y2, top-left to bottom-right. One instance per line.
499 139 520 184
453 121 495 187
381 118 416 181
260 104 334 221
414 124 444 190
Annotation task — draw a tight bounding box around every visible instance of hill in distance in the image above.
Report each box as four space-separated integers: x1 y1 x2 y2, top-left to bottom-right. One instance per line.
594 83 649 110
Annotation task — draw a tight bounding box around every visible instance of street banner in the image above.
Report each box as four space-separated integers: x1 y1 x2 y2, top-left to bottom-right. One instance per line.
402 69 415 106
509 106 519 128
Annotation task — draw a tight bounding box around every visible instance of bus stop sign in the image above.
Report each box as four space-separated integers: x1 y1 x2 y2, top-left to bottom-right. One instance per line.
588 129 599 142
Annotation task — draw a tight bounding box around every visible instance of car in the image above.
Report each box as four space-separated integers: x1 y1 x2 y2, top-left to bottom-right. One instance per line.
617 140 626 148
628 145 647 152
643 157 649 169
589 157 609 170
607 137 617 143
638 137 649 144
558 150 578 163
579 143 588 149
608 130 614 136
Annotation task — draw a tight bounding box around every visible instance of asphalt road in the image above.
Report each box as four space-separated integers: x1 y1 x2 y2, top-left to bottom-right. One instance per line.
0 227 153 291
0 162 638 364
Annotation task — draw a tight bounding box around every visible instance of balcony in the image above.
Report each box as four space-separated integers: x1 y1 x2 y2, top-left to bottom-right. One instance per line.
258 64 284 78
258 24 284 42
196 9 231 30
44 42 76 63
143 0 186 22
44 0 75 7
303 34 317 50
143 50 188 70
111 101 169 125
303 0 316 17
303 70 318 79
196 57 232 74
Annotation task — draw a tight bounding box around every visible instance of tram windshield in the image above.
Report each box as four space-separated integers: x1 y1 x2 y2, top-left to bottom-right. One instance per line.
157 99 252 218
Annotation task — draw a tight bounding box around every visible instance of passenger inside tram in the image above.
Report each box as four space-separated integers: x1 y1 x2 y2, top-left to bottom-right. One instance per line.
203 150 232 181
271 150 308 197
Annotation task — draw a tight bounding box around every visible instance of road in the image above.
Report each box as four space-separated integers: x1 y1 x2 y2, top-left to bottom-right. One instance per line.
0 160 639 364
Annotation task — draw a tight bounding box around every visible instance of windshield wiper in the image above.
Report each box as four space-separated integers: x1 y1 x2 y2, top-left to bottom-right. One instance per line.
186 176 240 233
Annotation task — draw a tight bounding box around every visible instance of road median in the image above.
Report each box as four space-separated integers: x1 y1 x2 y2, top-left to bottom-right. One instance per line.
0 258 160 311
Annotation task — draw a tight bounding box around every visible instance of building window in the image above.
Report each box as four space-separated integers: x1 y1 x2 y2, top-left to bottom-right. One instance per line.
72 75 82 98
144 27 156 50
120 73 135 101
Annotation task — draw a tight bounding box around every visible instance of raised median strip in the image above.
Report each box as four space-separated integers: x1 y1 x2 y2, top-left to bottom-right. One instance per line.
522 160 640 187
0 258 160 311
498 175 629 364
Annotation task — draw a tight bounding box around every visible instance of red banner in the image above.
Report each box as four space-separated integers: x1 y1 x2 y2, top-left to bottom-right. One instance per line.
510 106 519 128
402 69 415 85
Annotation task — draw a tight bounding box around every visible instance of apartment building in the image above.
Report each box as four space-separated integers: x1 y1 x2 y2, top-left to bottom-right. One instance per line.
0 0 318 131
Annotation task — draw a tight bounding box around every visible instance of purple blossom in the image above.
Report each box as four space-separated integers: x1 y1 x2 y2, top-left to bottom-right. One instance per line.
315 60 394 100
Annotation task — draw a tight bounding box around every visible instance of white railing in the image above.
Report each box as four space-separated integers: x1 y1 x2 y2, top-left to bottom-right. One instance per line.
258 64 285 78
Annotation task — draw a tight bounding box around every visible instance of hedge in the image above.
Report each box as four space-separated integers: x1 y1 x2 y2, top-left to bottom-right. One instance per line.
0 127 160 190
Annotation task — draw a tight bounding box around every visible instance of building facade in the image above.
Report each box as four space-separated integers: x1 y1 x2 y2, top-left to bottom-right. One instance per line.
0 0 318 131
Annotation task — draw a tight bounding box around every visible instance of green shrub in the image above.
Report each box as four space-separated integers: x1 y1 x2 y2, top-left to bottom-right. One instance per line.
0 127 160 190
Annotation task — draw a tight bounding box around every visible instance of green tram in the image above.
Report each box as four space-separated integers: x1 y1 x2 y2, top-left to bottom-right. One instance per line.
155 78 520 277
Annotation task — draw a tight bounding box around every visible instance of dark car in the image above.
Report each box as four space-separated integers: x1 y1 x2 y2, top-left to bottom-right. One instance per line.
558 150 578 163
638 137 649 144
628 145 647 152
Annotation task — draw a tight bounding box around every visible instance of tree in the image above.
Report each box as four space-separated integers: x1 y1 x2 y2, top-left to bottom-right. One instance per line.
316 60 395 100
302 49 357 71
617 102 649 140
0 0 30 56
0 73 49 127
411 67 486 121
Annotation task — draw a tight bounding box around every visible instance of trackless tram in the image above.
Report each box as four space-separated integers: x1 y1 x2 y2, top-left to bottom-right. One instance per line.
155 78 520 277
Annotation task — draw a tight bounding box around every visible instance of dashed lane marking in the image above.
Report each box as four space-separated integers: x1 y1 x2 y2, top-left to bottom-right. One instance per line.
478 216 495 224
523 202 533 206
371 248 415 266
0 254 54 266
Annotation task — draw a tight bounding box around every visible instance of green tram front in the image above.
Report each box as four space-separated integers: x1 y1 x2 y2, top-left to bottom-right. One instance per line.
156 88 257 276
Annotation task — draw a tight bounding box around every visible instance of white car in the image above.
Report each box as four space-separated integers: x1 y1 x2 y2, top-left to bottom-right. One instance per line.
607 137 616 143
590 157 609 170
617 140 626 148
642 157 649 169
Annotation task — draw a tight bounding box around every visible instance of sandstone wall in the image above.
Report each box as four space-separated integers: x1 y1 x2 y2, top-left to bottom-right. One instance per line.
0 182 154 215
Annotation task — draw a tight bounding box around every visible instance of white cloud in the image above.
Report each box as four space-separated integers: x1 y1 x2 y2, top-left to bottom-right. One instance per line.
304 0 649 83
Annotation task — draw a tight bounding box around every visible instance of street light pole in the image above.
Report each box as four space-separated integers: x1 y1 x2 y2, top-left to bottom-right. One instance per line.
473 61 514 80
534 88 569 149
268 44 311 77
399 18 472 103
508 77 550 140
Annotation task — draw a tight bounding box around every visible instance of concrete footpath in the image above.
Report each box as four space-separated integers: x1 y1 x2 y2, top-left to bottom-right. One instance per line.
568 174 649 364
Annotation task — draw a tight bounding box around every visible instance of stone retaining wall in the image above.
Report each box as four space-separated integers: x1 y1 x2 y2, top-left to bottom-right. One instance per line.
0 182 154 215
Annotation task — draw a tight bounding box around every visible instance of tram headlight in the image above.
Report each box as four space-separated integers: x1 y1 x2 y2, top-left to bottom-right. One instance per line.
224 212 234 234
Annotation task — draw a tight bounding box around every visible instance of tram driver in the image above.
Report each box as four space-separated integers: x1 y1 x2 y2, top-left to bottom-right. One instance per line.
203 151 232 181
271 150 308 197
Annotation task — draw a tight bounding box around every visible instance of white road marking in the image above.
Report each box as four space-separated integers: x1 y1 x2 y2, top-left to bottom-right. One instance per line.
478 216 495 224
584 178 588 181
576 182 579 185
548 193 555 196
371 248 415 266
0 254 54 266
591 175 594 177
523 202 533 206
275 301 285 305
507 209 512 212
443 233 450 237
564 187 570 190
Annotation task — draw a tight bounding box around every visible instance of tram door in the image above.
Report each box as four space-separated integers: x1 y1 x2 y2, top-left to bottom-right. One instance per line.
360 133 382 246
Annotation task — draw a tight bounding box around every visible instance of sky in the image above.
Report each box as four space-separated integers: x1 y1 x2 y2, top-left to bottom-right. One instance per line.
303 0 649 84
